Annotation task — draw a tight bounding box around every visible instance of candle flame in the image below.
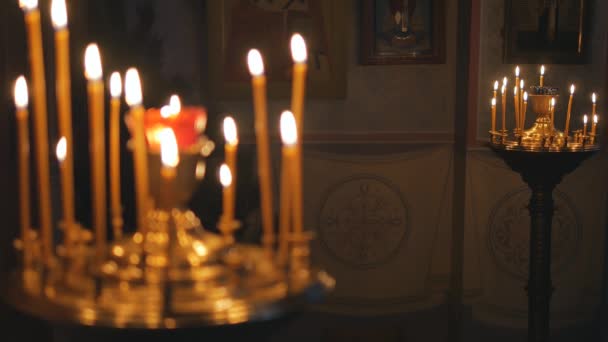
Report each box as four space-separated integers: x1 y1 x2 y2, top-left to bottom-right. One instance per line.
110 72 122 98
125 68 143 106
513 86 517 95
493 81 499 91
523 92 528 101
584 114 588 124
280 110 298 146
501 85 505 94
159 128 179 168
51 0 67 29
594 114 598 124
14 76 29 108
219 164 232 188
161 95 181 118
19 0 38 10
520 79 524 89
592 93 597 104
169 95 181 114
247 49 264 76
570 84 575 94
551 98 555 107
290 33 307 63
540 65 545 75
223 116 238 145
502 77 507 86
56 136 67 163
84 44 103 80
195 162 206 180
491 98 496 106
515 66 520 77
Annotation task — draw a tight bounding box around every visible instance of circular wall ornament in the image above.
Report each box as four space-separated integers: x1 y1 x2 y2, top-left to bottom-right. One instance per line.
488 188 581 280
318 175 409 268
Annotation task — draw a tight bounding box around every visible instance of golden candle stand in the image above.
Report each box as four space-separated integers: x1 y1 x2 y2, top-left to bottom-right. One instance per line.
3 136 334 329
489 88 599 342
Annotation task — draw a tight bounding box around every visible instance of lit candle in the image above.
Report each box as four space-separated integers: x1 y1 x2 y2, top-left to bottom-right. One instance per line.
592 93 597 117
290 34 308 138
159 128 179 209
280 111 302 237
125 68 150 233
20 0 53 261
491 98 496 132
219 164 235 225
514 86 520 130
55 137 72 248
14 76 32 265
583 114 588 137
493 80 499 100
550 97 556 128
522 92 528 129
52 0 76 247
592 114 598 136
519 79 524 126
279 110 298 263
109 72 123 239
247 49 274 252
223 116 238 218
501 84 506 131
565 85 575 137
540 65 545 87
84 44 107 259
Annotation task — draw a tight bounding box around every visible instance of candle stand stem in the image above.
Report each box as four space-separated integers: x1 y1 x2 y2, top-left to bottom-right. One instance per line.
489 146 597 342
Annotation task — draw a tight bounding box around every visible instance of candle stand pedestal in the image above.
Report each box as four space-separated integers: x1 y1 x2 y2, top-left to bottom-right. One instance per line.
489 144 597 342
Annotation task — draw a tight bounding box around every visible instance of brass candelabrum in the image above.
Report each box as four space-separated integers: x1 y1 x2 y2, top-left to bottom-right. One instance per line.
490 91 598 151
5 135 334 329
489 84 599 342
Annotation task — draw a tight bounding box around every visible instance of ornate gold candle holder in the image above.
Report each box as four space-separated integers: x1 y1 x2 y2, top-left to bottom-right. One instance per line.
4 135 334 329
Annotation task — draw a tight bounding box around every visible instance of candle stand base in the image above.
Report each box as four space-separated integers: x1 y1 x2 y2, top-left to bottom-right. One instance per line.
3 208 333 329
488 142 598 342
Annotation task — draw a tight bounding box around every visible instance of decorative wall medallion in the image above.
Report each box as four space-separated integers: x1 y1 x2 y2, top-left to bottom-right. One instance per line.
488 188 581 280
318 175 409 268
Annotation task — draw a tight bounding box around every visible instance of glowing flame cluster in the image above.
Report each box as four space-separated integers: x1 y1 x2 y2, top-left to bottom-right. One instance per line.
160 95 181 118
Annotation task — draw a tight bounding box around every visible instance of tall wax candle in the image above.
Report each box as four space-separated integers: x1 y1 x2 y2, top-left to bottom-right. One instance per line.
501 85 506 131
514 86 520 130
522 92 528 129
519 79 524 126
52 0 76 243
85 44 107 259
223 116 238 220
247 49 274 252
14 77 32 265
21 0 53 261
280 111 302 237
540 65 545 87
159 128 179 209
290 34 308 138
491 98 496 132
279 110 298 264
109 72 123 239
550 97 556 127
565 85 575 137
583 115 588 137
592 114 598 136
125 68 150 233
219 164 235 225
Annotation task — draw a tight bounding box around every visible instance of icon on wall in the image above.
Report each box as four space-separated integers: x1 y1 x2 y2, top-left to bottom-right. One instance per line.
361 0 446 65
504 0 589 64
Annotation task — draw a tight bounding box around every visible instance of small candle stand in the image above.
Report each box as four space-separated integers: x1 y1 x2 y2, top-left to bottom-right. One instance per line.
489 82 599 342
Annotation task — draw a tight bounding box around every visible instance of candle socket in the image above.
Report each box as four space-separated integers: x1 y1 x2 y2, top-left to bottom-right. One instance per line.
217 218 241 244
